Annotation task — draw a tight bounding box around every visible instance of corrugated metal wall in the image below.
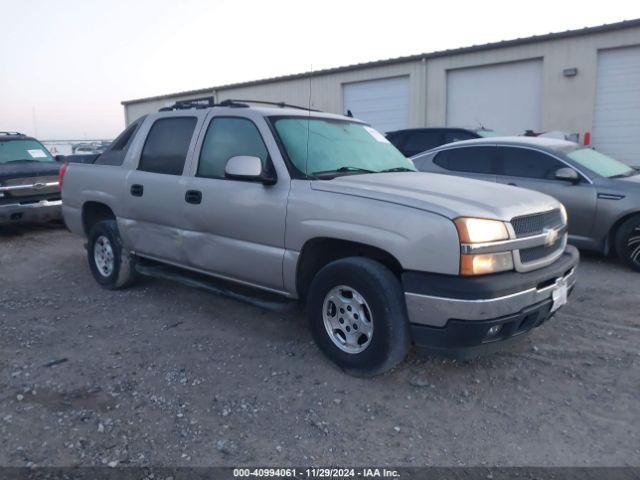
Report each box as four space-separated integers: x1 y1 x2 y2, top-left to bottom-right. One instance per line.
123 25 640 142
124 61 426 127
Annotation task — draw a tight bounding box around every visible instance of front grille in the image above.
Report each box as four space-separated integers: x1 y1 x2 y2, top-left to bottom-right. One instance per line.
519 237 564 263
511 209 563 238
511 209 566 268
1 175 59 198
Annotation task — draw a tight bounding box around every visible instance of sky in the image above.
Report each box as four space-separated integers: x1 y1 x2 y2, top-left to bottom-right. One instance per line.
1 0 639 140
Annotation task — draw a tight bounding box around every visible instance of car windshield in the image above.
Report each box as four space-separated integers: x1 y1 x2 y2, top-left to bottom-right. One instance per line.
0 139 54 164
476 129 500 138
272 117 415 177
565 147 634 178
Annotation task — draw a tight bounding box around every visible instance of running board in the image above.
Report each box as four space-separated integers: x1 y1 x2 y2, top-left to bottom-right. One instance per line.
135 263 299 313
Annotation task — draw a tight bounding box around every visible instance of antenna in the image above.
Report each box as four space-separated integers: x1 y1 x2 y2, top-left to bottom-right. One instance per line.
305 64 312 179
32 106 38 138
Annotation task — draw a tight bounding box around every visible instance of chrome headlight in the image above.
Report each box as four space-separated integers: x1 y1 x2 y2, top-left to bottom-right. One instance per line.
454 217 509 244
559 204 568 225
454 217 514 276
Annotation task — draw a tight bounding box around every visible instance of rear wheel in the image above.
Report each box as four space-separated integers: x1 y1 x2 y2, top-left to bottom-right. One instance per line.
87 220 138 289
307 257 410 377
614 215 640 272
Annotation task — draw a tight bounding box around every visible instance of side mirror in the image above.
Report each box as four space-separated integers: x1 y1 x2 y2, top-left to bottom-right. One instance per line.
224 156 275 184
555 167 580 183
54 155 65 162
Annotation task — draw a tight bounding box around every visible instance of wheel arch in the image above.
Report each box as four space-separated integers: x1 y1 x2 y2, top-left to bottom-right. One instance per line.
82 201 116 236
295 237 403 302
606 210 640 255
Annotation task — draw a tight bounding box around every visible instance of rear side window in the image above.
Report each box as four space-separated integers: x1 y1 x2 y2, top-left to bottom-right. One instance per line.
138 117 197 175
433 146 496 174
197 117 268 179
403 132 445 156
499 147 562 180
95 121 141 166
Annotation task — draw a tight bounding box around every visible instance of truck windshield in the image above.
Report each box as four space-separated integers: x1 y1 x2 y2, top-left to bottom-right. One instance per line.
272 117 415 177
565 147 634 178
0 139 54 164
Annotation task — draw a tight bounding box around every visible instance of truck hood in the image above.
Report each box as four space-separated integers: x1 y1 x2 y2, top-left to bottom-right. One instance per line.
311 172 560 221
0 161 61 182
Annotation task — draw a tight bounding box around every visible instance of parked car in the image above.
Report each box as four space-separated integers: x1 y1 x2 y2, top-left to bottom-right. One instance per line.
61 100 578 376
412 137 640 271
72 141 111 155
0 132 63 225
386 127 497 157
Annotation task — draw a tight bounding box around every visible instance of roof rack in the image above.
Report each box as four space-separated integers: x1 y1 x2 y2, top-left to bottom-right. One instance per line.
225 99 320 112
159 97 319 112
0 131 26 136
159 96 220 111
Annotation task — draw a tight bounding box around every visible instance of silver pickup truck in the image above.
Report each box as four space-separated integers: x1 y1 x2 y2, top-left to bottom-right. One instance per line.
61 100 579 376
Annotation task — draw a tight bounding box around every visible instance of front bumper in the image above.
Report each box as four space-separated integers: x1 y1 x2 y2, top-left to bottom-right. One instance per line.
0 199 62 225
403 245 579 358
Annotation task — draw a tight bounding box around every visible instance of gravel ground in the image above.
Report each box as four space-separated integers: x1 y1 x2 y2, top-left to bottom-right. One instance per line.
0 224 639 467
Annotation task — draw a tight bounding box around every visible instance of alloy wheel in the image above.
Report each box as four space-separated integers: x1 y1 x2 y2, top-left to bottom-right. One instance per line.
322 285 374 354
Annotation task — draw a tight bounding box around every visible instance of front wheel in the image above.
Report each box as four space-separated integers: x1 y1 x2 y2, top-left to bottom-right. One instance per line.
307 257 410 377
87 220 138 289
615 214 640 272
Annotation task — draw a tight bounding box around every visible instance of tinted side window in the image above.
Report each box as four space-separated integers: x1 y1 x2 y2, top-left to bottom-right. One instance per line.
94 121 141 166
197 117 268 179
403 132 445 156
433 147 496 174
499 147 562 180
138 117 197 175
386 132 406 152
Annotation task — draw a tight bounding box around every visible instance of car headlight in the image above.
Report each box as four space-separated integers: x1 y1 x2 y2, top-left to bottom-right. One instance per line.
559 204 568 224
454 217 513 275
454 217 509 243
460 251 514 276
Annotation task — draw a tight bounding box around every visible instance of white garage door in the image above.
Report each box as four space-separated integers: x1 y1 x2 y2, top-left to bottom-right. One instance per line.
343 76 409 133
446 60 543 135
593 46 640 165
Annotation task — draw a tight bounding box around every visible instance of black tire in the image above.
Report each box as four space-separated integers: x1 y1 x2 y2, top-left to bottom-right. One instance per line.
306 257 410 377
614 214 640 272
87 220 138 289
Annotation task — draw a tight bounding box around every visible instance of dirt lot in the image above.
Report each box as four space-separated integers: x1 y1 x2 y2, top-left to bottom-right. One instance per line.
0 224 638 467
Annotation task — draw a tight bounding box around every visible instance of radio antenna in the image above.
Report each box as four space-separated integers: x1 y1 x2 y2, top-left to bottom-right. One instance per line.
305 64 312 178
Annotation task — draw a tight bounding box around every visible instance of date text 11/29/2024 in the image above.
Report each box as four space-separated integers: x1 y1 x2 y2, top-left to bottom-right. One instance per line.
233 467 400 478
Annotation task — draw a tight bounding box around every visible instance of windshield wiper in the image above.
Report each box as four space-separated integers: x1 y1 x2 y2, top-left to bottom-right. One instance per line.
4 159 40 164
311 166 376 177
377 167 415 173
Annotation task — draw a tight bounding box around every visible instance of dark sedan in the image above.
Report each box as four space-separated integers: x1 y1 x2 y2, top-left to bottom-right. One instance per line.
386 127 497 157
412 137 640 271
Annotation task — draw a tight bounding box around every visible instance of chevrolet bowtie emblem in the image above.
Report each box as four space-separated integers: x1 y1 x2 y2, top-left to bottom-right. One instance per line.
543 227 558 247
33 182 46 190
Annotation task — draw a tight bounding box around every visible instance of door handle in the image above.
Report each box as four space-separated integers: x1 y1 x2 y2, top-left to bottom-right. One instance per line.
185 190 202 204
130 184 144 197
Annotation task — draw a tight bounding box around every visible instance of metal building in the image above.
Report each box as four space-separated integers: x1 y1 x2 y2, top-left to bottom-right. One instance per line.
122 19 640 164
